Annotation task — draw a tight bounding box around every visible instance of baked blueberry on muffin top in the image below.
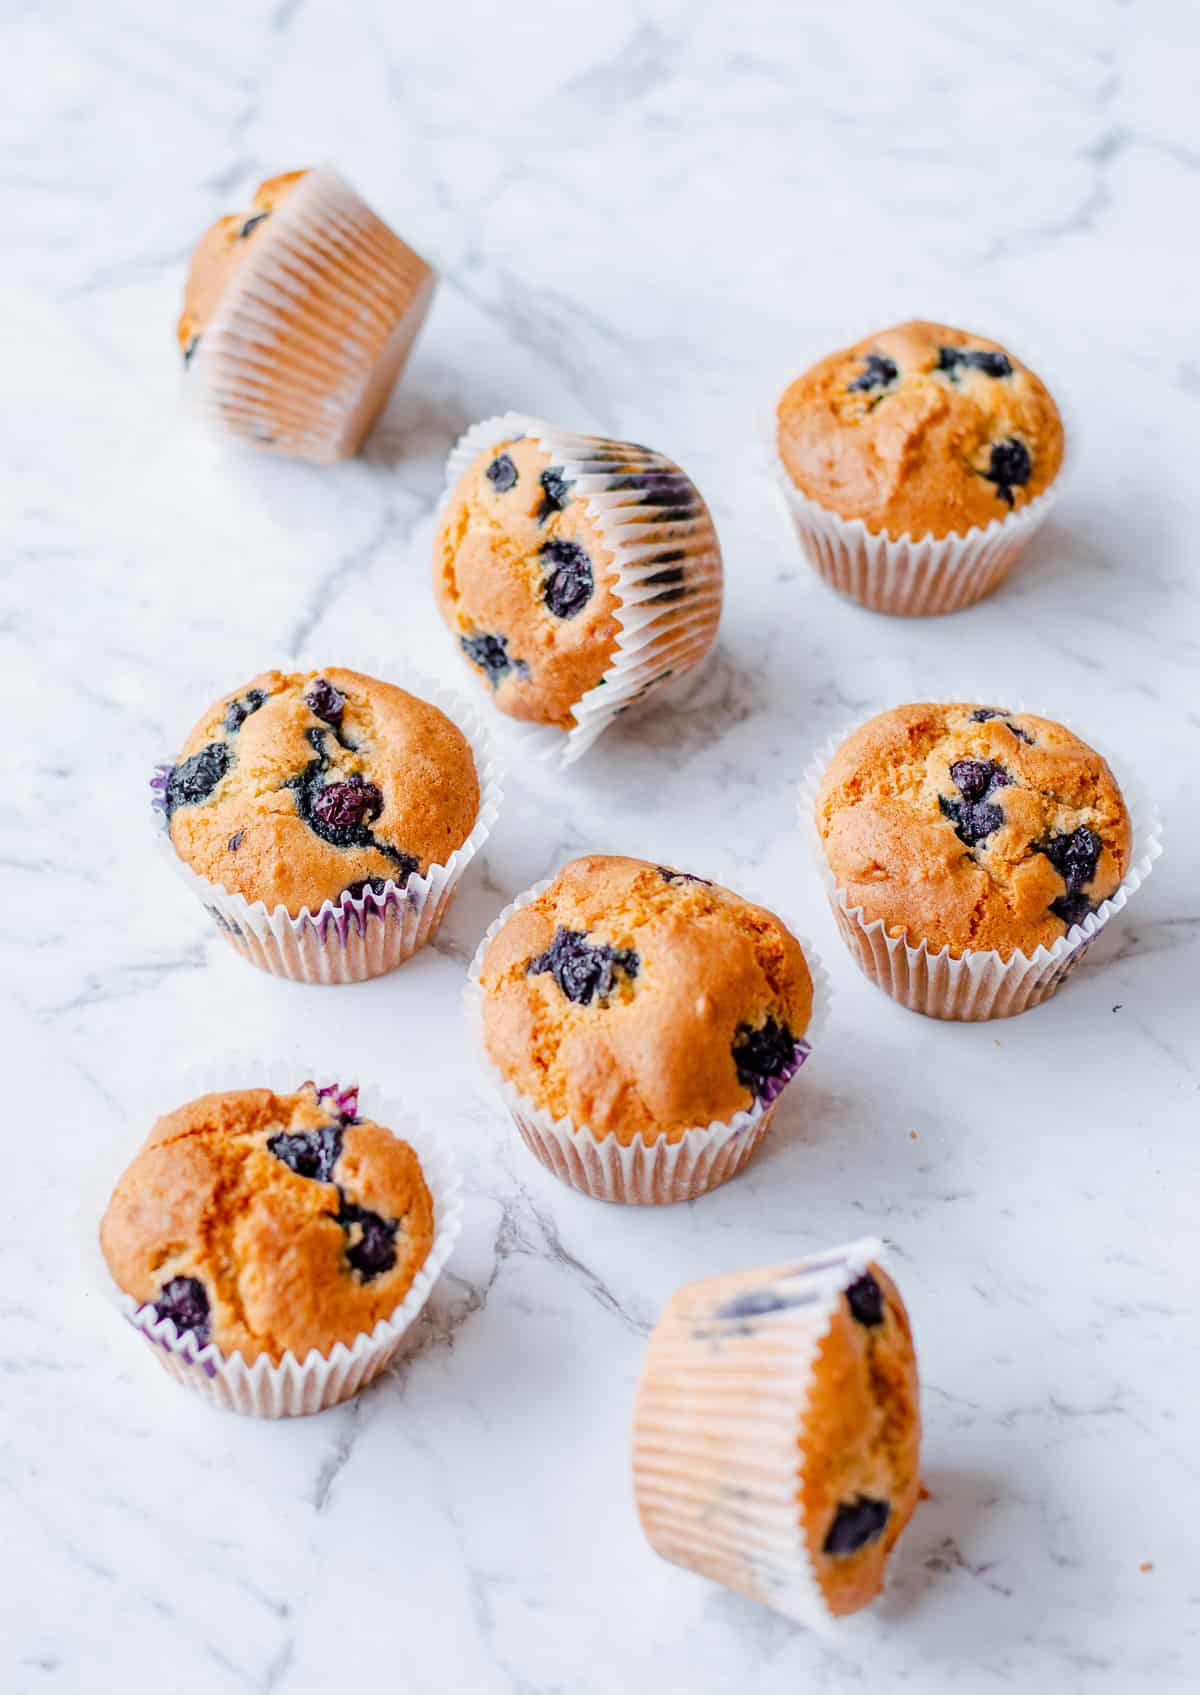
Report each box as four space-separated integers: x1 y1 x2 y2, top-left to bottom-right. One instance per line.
162 668 480 914
100 1083 435 1364
478 855 814 1143
777 321 1064 538
816 703 1130 958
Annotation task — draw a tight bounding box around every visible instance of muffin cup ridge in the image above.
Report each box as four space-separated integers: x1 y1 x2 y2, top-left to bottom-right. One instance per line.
798 706 1162 1020
632 1237 889 1628
464 878 830 1204
85 1056 464 1417
440 413 724 765
189 166 436 463
152 670 502 984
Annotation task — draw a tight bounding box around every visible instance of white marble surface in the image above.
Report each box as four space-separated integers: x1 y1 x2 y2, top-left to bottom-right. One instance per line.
5 1 1199 1690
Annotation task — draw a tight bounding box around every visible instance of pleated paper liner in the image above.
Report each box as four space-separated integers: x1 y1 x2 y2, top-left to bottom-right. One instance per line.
189 167 435 463
151 669 502 985
633 1238 903 1628
797 707 1162 1021
440 413 724 765
83 1058 464 1418
464 877 830 1204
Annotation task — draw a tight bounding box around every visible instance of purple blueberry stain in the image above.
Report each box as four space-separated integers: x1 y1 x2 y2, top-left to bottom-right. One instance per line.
1035 825 1104 930
183 334 200 366
460 632 529 689
343 876 391 902
305 677 345 729
540 539 594 619
152 1276 210 1345
536 466 574 523
527 927 640 1006
223 688 267 733
657 866 714 887
485 452 518 493
823 1496 890 1556
165 743 232 817
983 437 1032 506
939 759 1013 848
240 212 270 238
847 353 898 394
289 729 418 882
227 831 244 852
732 1016 804 1106
311 1082 360 1123
845 1272 884 1328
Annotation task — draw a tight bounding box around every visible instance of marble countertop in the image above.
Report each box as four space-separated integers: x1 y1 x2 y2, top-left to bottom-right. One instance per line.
6 2 1198 1690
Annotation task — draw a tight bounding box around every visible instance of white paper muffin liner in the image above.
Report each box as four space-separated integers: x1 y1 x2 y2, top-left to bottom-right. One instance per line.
464 876 830 1204
152 669 502 984
438 413 724 765
798 705 1163 1020
84 1055 464 1417
769 385 1067 616
633 1237 893 1628
189 166 436 463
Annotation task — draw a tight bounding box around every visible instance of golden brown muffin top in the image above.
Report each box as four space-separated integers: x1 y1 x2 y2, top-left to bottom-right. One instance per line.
164 668 480 915
817 703 1130 959
434 434 621 729
777 320 1064 539
479 854 813 1145
100 1085 434 1365
177 170 308 363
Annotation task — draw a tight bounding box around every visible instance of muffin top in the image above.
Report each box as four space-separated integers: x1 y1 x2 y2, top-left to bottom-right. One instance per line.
817 702 1130 958
777 320 1064 539
434 433 621 728
478 855 814 1145
163 668 480 914
100 1083 434 1365
177 170 307 365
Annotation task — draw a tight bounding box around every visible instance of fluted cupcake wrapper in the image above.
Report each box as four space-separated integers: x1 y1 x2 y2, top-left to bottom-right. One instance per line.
82 1055 464 1418
189 167 435 463
797 706 1163 1021
440 413 724 765
151 670 502 984
632 1238 885 1628
464 878 830 1204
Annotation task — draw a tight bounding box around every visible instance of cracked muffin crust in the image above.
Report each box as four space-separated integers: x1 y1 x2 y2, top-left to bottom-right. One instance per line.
164 668 480 915
176 170 306 365
817 703 1130 958
435 433 622 728
777 321 1064 539
478 855 814 1145
100 1084 435 1365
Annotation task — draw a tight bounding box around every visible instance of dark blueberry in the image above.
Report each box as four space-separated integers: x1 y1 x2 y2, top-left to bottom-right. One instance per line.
222 689 267 734
847 353 898 394
165 743 231 816
984 437 1032 506
536 466 574 523
485 453 518 493
313 775 383 832
240 212 270 238
183 334 200 366
228 831 244 852
732 1016 801 1105
969 707 1034 745
657 865 714 887
937 346 1013 380
338 1199 397 1281
540 540 594 619
1036 826 1103 927
845 1272 884 1328
823 1496 890 1557
527 927 640 1006
305 677 345 729
152 1276 210 1345
343 876 391 901
460 632 527 689
940 759 1013 848
606 472 698 513
1050 891 1097 930
268 1124 344 1184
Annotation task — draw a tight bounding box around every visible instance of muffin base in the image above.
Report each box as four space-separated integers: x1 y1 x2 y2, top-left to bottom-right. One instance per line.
464 879 830 1204
798 714 1162 1021
87 1059 464 1417
633 1238 899 1626
189 167 435 464
152 673 502 985
440 413 724 765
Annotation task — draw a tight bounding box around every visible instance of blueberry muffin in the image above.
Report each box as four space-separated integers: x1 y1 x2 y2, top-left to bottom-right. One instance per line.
100 1083 435 1364
162 668 480 915
817 703 1130 958
434 420 723 738
478 855 814 1143
633 1246 921 1621
777 320 1064 539
179 167 435 462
